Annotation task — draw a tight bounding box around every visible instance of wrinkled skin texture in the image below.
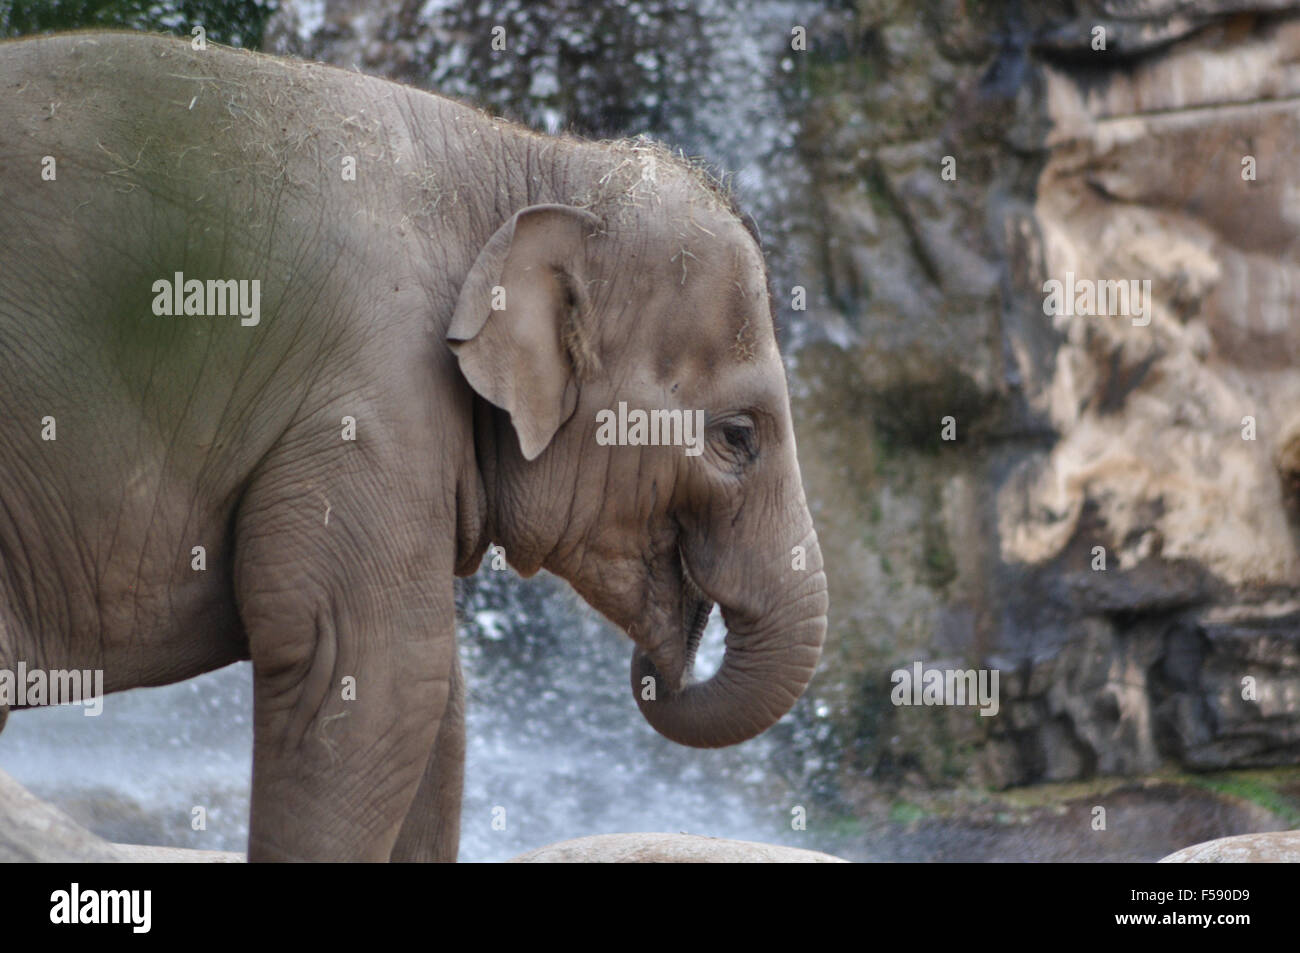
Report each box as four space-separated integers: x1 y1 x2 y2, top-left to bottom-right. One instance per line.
0 33 827 861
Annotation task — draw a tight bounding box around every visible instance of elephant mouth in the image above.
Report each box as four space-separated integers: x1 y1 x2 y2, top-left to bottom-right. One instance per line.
679 548 714 684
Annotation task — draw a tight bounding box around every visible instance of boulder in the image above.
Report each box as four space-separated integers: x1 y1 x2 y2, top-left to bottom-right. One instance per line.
509 833 849 863
0 769 242 862
1160 831 1300 862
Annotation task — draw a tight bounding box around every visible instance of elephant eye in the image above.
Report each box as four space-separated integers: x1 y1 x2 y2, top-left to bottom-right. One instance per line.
712 416 758 466
723 424 753 451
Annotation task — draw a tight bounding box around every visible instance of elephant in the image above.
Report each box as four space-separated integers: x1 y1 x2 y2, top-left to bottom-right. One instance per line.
0 32 828 861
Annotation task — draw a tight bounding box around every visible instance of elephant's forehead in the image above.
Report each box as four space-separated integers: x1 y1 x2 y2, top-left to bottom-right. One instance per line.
638 288 776 384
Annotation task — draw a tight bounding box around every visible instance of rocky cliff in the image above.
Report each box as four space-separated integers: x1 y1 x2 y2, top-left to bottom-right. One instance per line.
782 1 1300 803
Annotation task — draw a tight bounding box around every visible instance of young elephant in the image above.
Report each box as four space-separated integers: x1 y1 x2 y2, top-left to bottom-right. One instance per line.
0 32 828 861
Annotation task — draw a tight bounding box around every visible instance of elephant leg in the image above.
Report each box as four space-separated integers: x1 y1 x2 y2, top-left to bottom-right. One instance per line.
242 588 453 861
390 652 465 862
235 468 456 862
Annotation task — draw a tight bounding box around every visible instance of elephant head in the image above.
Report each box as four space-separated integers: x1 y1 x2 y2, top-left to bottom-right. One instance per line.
448 149 827 748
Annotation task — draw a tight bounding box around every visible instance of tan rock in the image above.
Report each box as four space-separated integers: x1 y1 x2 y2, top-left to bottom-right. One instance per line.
1013 16 1300 589
508 833 848 863
1160 831 1300 863
0 769 242 862
107 843 245 863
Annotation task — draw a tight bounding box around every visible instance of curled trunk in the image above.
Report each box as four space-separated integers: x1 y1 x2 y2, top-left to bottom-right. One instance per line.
631 569 827 748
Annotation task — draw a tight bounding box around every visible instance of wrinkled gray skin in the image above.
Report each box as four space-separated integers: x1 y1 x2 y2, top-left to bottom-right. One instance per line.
0 33 827 861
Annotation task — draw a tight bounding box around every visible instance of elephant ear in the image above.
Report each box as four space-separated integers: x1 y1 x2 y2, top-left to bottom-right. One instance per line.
448 204 601 461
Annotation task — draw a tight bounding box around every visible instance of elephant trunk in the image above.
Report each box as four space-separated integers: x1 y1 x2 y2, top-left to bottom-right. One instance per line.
631 532 828 749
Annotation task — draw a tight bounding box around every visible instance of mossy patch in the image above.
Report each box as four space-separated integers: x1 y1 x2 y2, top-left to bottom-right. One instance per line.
888 800 928 826
1183 770 1300 827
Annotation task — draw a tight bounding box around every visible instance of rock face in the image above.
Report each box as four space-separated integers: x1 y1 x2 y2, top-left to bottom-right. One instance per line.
509 833 848 863
262 0 1300 801
778 1 1300 796
0 769 242 862
1161 830 1300 862
997 10 1300 781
